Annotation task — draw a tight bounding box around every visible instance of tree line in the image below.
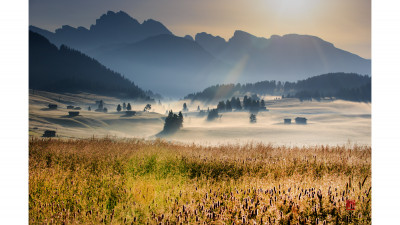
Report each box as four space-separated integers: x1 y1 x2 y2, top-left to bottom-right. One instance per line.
184 73 371 102
214 95 266 113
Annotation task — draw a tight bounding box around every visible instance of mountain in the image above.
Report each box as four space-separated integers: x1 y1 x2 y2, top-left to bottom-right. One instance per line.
183 35 194 41
29 31 152 100
184 73 371 103
195 32 227 56
30 10 371 97
195 31 371 81
29 10 172 52
90 34 231 97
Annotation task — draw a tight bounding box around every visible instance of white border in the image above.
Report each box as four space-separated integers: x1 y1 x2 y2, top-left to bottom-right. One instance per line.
0 0 29 224
1 0 400 223
372 0 400 223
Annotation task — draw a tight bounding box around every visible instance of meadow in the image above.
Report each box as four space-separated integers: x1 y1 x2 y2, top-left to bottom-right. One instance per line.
29 90 371 147
29 138 371 224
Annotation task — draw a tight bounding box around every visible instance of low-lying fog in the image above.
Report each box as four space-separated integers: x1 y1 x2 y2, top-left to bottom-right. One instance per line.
29 91 371 147
154 98 371 146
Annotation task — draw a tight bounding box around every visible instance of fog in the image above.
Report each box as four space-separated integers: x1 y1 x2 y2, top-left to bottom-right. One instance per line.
29 91 370 147
153 98 371 146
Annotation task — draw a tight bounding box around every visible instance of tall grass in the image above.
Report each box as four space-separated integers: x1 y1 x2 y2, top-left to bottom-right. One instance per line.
29 138 371 224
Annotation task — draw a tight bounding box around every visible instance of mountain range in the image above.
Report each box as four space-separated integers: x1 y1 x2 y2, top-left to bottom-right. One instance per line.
30 10 371 97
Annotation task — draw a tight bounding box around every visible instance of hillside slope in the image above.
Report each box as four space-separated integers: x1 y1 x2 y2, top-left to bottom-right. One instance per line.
29 31 152 100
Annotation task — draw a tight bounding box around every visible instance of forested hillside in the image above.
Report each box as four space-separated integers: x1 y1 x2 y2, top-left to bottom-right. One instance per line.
184 73 371 102
30 31 152 100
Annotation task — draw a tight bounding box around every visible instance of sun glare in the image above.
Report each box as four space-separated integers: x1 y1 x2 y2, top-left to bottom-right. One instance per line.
267 0 321 16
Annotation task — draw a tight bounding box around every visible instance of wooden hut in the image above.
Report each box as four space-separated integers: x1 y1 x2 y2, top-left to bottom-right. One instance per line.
295 117 307 124
68 111 80 117
43 130 56 137
48 104 57 109
125 111 136 116
284 118 291 124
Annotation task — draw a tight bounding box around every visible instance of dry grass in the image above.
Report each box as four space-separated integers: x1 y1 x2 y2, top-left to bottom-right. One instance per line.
29 138 371 224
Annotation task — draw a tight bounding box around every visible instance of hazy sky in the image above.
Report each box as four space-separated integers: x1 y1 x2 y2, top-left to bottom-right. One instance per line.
30 0 371 58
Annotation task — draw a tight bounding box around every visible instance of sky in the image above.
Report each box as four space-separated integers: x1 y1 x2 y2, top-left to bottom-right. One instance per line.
29 0 371 59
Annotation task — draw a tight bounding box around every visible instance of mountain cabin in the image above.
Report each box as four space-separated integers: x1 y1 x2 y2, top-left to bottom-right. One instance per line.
284 118 292 124
295 117 307 124
43 130 56 137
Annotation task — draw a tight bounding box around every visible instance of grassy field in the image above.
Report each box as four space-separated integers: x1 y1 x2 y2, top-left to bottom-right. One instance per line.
29 138 371 224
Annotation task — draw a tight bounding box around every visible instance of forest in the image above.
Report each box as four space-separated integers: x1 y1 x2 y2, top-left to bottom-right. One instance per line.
29 31 153 101
184 73 371 102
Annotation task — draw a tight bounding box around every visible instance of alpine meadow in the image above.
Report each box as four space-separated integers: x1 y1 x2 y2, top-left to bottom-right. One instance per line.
29 0 371 224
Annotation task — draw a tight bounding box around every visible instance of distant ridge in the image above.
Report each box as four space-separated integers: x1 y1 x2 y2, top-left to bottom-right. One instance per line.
30 10 172 51
194 31 370 81
30 10 371 97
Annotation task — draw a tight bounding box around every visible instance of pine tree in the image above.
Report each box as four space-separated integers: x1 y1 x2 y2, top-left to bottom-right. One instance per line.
162 110 183 134
178 111 183 126
217 101 226 111
98 100 104 110
207 109 220 121
127 103 132 111
236 97 242 110
123 102 126 110
225 100 232 112
250 114 257 123
243 96 249 109
144 104 151 112
117 104 122 112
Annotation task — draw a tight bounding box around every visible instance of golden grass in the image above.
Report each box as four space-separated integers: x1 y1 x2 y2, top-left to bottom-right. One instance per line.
29 138 371 224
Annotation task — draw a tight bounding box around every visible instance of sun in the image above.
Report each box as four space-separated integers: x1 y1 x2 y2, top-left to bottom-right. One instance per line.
267 0 321 16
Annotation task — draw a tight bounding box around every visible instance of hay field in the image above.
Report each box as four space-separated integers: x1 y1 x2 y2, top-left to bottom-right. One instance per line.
29 138 371 224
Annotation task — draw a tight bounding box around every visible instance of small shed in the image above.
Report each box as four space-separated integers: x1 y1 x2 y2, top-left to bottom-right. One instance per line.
284 118 291 124
48 104 57 109
68 111 80 117
43 130 56 137
74 107 81 110
295 117 307 124
125 111 136 116
67 105 74 109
